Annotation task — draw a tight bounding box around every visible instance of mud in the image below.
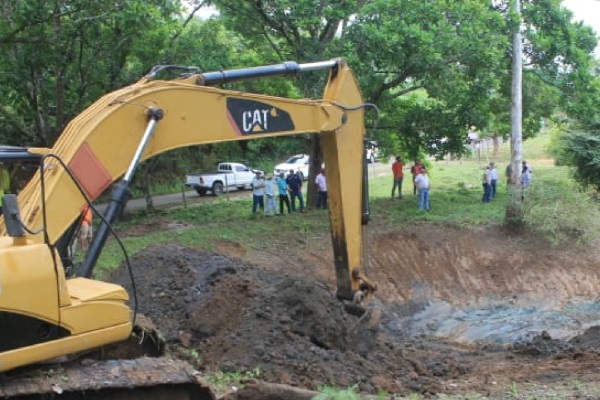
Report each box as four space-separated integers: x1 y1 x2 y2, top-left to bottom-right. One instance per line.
108 221 600 397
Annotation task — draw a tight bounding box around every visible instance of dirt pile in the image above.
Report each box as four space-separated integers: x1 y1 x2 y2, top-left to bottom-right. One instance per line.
110 244 465 395
108 223 600 397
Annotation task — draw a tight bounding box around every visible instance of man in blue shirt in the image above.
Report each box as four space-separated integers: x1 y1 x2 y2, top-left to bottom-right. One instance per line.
286 169 304 213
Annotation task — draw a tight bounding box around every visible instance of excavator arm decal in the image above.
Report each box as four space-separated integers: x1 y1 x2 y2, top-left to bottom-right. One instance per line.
226 98 295 135
69 142 113 200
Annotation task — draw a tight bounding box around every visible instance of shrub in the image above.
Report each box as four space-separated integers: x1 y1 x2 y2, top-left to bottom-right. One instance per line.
521 179 600 246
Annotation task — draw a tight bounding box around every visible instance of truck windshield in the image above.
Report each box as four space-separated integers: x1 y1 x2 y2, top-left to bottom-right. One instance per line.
287 155 305 163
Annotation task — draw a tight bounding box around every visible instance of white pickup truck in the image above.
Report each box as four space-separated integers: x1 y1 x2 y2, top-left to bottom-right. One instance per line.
186 162 263 196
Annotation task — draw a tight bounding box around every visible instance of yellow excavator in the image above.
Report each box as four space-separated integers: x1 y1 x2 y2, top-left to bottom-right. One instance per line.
0 58 375 397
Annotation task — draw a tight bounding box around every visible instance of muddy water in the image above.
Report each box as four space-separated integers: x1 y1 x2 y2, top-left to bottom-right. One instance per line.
385 298 600 344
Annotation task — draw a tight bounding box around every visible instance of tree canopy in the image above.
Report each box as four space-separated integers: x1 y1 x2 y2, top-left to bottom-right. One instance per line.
0 0 598 186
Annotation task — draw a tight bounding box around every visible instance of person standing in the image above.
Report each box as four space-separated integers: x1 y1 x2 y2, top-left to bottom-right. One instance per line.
522 164 532 188
0 162 10 215
315 168 328 209
286 169 304 213
79 205 93 251
251 171 265 214
489 162 498 199
410 160 423 195
391 156 404 200
414 167 430 211
481 166 491 203
522 160 533 175
264 173 277 216
276 172 291 214
505 163 513 186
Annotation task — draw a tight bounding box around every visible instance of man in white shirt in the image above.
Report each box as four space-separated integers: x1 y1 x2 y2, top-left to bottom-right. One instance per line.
315 168 328 209
414 168 430 211
251 171 265 213
489 162 499 199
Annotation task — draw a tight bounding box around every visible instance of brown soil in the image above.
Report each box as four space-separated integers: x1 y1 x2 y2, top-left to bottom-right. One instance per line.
108 218 600 398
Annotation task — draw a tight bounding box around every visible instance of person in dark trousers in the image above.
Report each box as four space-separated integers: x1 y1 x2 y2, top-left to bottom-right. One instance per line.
489 162 498 199
286 169 304 212
481 166 491 203
276 172 291 214
391 156 404 199
410 160 423 195
251 171 265 213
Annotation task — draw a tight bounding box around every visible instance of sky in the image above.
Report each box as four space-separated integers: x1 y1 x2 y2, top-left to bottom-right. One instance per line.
563 0 600 55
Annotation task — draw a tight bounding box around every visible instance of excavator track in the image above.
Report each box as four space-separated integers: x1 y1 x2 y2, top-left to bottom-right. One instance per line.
0 357 215 400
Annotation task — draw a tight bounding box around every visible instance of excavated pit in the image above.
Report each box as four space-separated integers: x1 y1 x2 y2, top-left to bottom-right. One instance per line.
369 227 600 345
107 221 600 396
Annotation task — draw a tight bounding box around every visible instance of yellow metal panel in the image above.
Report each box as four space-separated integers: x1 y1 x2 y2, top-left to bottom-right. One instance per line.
60 300 131 334
0 243 60 322
66 277 129 302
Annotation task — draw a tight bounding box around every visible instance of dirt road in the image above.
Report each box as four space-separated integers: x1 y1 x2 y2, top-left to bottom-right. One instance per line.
100 160 391 214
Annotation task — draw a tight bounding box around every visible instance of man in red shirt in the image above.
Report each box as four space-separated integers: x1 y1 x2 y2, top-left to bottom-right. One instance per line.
391 156 404 199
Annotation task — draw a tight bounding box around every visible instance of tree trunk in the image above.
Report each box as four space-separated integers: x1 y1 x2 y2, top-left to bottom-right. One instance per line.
492 135 501 159
140 162 155 213
306 134 322 209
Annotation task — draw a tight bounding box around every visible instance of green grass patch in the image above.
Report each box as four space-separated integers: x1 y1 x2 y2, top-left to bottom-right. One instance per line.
205 367 262 398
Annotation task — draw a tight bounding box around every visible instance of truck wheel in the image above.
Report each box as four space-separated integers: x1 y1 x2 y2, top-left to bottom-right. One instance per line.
212 182 224 196
298 171 305 181
195 188 208 196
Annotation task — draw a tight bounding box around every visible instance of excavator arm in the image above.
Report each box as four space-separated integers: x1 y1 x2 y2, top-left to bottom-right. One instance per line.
0 59 373 373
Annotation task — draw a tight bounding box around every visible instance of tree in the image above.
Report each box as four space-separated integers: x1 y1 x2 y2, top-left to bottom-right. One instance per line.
0 0 182 146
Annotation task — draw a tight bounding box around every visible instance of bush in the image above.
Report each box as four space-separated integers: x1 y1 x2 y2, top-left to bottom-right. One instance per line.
521 179 600 246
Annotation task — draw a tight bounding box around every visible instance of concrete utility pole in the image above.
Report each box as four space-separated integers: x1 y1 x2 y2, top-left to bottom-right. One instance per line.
506 0 524 226
510 0 523 188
